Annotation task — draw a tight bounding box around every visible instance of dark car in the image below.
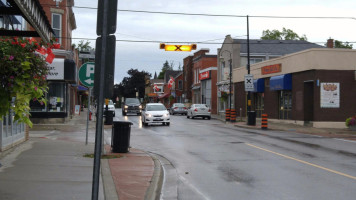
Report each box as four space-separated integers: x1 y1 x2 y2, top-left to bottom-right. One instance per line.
169 103 188 115
122 98 142 116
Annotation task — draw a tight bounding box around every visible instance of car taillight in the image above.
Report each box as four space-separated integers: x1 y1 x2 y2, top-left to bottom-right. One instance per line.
194 108 198 112
174 107 178 109
184 107 187 110
208 109 211 112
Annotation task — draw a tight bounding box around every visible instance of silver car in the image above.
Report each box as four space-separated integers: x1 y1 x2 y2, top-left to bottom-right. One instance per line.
142 103 170 126
169 103 188 115
187 104 211 120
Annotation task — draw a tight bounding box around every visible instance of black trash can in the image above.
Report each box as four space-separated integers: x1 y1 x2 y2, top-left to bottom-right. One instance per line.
247 111 256 126
104 110 114 125
111 121 133 153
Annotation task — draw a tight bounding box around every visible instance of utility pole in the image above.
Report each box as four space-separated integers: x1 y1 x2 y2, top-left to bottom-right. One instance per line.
247 15 252 125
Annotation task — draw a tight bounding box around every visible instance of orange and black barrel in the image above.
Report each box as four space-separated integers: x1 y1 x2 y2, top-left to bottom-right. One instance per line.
225 109 230 122
230 109 236 122
261 114 268 130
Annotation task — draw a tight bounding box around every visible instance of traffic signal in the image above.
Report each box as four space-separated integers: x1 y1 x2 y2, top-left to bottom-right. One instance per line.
159 43 197 52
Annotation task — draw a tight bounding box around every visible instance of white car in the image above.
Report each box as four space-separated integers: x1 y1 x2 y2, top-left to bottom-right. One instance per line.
104 100 115 117
142 103 170 126
187 104 211 120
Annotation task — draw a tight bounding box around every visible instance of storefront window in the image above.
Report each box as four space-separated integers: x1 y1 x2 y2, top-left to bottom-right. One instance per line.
30 82 66 112
48 82 66 112
279 91 292 119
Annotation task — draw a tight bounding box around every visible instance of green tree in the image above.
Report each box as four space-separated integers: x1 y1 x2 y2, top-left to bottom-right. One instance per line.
158 60 173 79
74 40 93 51
119 69 151 99
261 28 307 41
335 40 353 49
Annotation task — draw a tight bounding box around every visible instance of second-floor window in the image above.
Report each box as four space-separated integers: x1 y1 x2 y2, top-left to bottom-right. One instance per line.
178 80 183 90
220 62 225 81
52 13 62 44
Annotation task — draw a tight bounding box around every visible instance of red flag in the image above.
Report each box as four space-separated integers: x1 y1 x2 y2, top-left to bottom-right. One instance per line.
168 77 174 89
154 84 159 92
46 52 55 64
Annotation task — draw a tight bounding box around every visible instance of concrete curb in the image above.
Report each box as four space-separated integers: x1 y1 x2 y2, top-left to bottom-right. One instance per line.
101 159 119 200
145 153 164 200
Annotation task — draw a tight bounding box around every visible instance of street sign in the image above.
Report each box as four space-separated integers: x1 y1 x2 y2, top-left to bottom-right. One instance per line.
244 74 254 91
78 62 95 87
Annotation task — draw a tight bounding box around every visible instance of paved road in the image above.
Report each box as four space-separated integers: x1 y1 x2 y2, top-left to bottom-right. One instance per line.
117 110 356 200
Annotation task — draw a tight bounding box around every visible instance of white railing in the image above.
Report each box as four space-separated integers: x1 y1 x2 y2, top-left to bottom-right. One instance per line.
0 111 25 151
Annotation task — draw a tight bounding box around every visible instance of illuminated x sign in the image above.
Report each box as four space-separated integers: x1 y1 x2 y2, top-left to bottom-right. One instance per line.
160 43 197 52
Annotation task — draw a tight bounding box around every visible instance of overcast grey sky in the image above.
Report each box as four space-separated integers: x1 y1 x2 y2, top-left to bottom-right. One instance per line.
72 0 356 84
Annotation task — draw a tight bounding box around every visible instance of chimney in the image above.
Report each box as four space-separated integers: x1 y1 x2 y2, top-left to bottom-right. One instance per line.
327 39 334 48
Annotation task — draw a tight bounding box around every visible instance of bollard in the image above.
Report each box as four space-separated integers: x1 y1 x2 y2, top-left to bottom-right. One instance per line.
230 109 236 122
225 109 230 122
261 114 268 130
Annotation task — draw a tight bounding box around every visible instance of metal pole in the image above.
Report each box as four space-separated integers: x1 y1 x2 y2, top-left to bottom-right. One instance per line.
86 88 91 145
229 59 232 112
247 15 251 124
92 0 108 199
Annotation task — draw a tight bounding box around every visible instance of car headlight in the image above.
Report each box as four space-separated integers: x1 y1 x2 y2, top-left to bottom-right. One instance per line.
164 113 169 117
139 105 142 109
124 105 128 109
145 113 152 117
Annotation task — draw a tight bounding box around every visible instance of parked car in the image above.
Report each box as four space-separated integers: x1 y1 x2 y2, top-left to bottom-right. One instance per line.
169 103 188 115
187 104 211 120
142 103 170 126
104 100 115 117
122 98 142 116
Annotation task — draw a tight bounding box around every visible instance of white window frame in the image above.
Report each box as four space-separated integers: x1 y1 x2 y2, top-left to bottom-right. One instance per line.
52 13 62 44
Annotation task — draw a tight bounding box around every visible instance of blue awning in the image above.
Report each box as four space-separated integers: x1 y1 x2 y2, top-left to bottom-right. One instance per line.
270 74 292 91
253 78 265 93
77 85 88 91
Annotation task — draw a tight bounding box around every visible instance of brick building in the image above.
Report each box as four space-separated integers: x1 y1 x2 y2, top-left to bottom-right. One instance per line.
29 0 78 123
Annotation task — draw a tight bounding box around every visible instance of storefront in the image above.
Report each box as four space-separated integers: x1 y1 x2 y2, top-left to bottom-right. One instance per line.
30 58 76 123
199 67 217 114
233 48 356 128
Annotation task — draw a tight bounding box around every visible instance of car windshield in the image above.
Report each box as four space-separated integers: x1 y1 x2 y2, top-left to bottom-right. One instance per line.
147 104 166 111
126 98 140 104
173 103 185 107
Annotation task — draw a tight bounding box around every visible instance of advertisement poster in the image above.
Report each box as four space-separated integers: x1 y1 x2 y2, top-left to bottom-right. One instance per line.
75 105 81 115
320 83 340 108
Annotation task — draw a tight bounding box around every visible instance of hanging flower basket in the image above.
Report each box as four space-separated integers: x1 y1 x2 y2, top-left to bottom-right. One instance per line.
220 91 228 102
0 36 60 127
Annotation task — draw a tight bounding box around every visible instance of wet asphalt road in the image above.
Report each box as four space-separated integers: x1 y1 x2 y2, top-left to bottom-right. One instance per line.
116 110 356 200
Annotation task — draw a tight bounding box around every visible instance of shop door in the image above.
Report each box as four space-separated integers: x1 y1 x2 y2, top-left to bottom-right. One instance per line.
279 91 292 120
303 82 314 122
254 93 264 118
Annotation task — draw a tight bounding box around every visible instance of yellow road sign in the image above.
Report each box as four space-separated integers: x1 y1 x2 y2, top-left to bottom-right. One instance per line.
160 43 197 52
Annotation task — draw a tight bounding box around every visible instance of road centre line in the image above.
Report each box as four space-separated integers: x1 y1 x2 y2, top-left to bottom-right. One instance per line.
246 143 356 181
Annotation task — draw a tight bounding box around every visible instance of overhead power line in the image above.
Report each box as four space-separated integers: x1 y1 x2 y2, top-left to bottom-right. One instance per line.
40 4 356 20
70 37 356 45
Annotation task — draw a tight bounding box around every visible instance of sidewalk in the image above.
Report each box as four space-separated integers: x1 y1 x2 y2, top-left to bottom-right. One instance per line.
0 110 160 200
212 114 356 141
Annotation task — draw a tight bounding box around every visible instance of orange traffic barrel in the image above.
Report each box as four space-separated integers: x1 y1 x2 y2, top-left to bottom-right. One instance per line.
261 113 268 130
230 109 236 122
225 109 230 122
